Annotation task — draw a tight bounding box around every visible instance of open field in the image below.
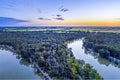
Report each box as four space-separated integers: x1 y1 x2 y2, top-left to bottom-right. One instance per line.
0 27 120 33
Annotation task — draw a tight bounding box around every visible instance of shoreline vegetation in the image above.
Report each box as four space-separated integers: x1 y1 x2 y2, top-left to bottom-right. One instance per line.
83 32 120 67
0 45 52 80
0 28 103 80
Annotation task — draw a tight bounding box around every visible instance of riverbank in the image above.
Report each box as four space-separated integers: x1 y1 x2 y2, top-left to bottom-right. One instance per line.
0 31 103 79
83 32 120 66
0 45 51 80
0 49 41 79
68 39 120 79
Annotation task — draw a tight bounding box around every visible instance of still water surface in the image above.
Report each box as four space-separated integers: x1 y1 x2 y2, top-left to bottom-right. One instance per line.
68 39 120 79
0 49 41 79
1 39 120 79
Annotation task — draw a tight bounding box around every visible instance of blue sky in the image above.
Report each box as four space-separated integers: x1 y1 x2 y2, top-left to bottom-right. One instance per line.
1 0 120 26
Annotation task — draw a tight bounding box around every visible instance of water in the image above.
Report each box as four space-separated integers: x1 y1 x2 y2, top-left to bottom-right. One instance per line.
1 39 120 79
0 49 41 79
68 39 120 79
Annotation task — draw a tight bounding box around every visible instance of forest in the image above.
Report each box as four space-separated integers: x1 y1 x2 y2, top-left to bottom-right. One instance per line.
0 29 103 80
83 32 120 65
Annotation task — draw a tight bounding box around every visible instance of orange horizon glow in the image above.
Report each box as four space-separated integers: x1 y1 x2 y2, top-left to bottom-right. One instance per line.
68 19 120 26
21 19 120 27
1 0 120 27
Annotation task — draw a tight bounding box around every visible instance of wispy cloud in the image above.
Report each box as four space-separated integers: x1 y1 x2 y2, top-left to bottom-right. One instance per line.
54 17 64 20
58 5 69 12
56 14 62 17
58 5 63 10
0 0 16 11
38 17 51 20
0 17 29 25
53 14 64 20
60 9 69 12
37 8 42 13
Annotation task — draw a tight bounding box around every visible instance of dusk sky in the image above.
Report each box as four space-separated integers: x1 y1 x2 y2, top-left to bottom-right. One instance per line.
0 0 120 26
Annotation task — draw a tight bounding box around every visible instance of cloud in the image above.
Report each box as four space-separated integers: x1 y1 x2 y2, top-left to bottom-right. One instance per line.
60 9 69 12
56 14 62 17
53 14 64 20
0 17 29 25
0 0 16 11
58 5 64 10
54 17 64 20
38 17 51 20
58 5 69 12
37 8 42 13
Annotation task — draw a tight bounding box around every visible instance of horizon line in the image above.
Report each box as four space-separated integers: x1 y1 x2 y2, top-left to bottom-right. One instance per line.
0 25 120 28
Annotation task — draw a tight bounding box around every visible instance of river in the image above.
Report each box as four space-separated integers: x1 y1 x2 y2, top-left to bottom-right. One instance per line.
68 39 120 79
0 49 41 79
0 39 120 79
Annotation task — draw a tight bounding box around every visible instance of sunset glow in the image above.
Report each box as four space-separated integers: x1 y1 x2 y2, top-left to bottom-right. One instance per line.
0 0 120 26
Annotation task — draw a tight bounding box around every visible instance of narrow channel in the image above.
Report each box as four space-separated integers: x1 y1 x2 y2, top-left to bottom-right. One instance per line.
68 39 120 79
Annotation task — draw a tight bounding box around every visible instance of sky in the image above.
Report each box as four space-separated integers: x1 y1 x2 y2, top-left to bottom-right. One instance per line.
0 0 120 26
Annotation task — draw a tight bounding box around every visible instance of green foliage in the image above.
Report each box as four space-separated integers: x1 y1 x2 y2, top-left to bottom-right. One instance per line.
0 30 102 80
84 32 120 65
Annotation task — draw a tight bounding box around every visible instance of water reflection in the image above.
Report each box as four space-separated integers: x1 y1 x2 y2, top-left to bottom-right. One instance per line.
84 47 120 68
0 49 41 79
68 39 120 79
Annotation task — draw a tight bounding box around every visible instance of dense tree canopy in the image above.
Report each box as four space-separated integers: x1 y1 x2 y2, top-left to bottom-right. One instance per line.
0 30 103 80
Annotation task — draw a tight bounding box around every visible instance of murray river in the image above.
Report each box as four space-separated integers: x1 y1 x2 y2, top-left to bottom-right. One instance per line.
0 49 41 79
68 39 120 79
0 39 120 79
